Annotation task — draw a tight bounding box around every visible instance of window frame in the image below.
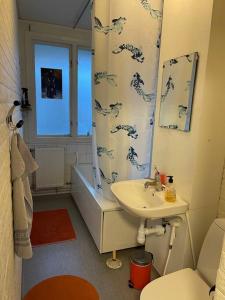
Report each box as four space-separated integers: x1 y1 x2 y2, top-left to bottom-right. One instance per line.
25 31 92 145
76 46 93 137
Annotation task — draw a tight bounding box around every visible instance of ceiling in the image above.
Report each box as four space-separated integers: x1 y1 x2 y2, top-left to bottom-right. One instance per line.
16 0 92 30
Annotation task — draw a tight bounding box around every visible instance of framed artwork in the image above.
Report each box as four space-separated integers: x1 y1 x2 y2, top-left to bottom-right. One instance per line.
41 68 62 99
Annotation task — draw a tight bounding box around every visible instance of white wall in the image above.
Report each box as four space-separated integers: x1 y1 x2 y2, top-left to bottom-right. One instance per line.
18 20 92 191
0 0 22 298
152 0 225 259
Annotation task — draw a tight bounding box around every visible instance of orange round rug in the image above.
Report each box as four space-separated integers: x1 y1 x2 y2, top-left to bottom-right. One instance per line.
23 275 99 300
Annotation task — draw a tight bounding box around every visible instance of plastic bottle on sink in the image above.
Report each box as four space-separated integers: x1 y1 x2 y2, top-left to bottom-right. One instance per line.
165 176 176 202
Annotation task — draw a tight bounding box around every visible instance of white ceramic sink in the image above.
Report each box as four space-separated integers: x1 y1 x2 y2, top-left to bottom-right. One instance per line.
111 179 188 219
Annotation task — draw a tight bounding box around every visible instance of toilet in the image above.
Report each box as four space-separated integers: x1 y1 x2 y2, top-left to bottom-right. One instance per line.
141 218 225 300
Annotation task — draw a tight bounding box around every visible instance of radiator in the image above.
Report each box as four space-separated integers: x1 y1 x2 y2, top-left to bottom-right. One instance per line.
35 147 65 189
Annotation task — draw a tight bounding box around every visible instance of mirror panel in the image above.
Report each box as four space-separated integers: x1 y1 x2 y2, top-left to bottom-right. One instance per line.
159 52 198 131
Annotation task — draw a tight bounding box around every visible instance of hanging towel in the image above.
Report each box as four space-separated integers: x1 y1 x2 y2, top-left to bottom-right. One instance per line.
11 133 38 259
215 236 225 300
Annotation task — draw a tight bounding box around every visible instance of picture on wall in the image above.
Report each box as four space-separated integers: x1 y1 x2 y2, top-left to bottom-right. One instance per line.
41 68 63 99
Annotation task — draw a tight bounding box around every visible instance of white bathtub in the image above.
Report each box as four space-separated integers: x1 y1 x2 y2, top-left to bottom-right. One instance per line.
71 163 139 253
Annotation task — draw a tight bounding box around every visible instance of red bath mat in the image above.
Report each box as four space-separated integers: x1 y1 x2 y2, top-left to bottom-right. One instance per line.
23 275 99 300
31 209 76 246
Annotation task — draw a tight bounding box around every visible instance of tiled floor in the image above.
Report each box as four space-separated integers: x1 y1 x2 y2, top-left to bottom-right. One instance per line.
22 194 158 300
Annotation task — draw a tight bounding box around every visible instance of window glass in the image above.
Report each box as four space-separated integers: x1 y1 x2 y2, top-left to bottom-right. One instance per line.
34 43 70 136
77 48 92 136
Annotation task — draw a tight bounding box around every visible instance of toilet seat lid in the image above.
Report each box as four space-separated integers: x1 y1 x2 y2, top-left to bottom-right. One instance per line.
140 268 210 300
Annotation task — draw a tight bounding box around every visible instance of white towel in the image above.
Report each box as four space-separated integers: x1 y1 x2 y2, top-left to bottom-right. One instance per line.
11 133 38 259
215 236 225 299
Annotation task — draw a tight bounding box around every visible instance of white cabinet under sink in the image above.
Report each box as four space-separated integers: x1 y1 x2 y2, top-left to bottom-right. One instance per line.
102 210 139 252
71 166 140 253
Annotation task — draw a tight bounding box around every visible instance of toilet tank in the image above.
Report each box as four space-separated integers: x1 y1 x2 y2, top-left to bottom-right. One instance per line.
197 218 225 286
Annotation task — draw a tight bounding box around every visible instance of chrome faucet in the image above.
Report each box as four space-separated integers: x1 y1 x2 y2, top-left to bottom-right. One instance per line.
144 167 162 192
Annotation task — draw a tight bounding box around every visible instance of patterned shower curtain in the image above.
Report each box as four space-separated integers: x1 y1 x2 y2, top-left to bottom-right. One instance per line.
92 0 163 200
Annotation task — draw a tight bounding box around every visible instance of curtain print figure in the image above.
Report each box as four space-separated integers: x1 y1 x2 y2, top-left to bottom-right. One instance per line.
99 169 118 184
150 118 154 126
94 72 117 86
126 147 147 171
161 75 175 102
95 100 122 118
186 54 192 62
169 59 178 66
110 125 138 139
185 80 192 92
150 111 155 126
178 105 188 118
130 72 156 102
156 33 161 48
94 17 127 35
139 0 162 19
97 146 114 159
112 44 144 63
93 166 102 190
92 166 97 180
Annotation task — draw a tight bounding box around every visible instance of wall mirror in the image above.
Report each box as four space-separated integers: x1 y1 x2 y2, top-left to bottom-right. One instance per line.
159 52 198 131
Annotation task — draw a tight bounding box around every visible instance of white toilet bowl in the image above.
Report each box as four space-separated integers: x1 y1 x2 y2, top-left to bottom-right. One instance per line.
141 268 209 300
140 219 225 300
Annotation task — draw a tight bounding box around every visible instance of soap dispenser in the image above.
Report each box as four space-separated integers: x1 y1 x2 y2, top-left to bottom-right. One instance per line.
165 176 176 202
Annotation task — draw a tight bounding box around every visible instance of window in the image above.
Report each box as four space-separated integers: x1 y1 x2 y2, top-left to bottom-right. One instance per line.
77 48 92 136
34 43 71 136
32 40 92 142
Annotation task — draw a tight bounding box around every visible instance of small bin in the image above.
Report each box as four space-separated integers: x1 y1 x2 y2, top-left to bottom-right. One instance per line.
129 251 153 290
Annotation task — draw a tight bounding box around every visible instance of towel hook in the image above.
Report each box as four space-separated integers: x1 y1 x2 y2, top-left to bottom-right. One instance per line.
6 100 24 130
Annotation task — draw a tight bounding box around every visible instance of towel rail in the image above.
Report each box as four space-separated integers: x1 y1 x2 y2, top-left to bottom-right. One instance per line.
6 100 24 130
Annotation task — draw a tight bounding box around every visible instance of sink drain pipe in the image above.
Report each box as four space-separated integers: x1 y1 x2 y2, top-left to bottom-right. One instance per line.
137 219 165 244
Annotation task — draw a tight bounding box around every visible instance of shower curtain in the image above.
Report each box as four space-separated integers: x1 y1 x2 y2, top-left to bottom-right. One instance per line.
92 0 163 199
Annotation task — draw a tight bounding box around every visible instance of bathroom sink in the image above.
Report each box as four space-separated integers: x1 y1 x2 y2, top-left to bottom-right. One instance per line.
111 179 188 219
